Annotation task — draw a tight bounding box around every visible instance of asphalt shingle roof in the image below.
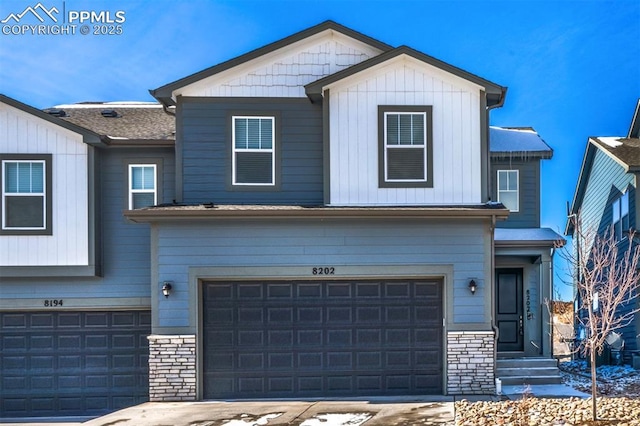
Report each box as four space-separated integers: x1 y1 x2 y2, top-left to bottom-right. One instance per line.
590 136 640 169
48 102 175 142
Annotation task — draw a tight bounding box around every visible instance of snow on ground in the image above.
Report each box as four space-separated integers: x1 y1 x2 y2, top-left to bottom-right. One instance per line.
299 413 372 426
222 412 282 426
559 360 640 397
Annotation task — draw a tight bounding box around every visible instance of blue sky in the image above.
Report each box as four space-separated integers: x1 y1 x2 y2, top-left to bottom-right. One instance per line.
1 0 639 300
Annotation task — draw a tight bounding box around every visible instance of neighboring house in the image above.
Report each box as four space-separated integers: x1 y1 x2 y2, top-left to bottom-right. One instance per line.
1 20 562 419
567 99 640 359
0 96 174 420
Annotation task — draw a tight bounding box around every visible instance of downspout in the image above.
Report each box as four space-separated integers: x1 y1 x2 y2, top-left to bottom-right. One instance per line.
486 92 505 388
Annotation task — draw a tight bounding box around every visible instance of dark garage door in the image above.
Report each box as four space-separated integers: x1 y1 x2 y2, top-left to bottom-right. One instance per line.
0 310 150 419
202 279 443 399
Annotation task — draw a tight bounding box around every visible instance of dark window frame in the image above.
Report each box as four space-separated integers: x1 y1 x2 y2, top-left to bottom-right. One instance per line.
378 105 433 188
0 154 53 235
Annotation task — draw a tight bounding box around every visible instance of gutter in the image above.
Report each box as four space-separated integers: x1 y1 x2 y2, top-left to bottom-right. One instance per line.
124 205 510 223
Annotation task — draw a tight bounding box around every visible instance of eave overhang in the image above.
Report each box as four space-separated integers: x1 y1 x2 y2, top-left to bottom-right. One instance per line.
125 204 510 223
0 94 104 146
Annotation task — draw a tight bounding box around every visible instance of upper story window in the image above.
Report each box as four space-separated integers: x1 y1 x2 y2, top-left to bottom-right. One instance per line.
1 154 52 235
129 164 157 209
232 116 275 186
378 106 433 188
497 170 519 212
612 191 629 240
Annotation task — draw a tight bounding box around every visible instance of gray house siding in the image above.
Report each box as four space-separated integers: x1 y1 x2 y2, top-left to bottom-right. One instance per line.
574 148 638 353
179 97 323 205
0 147 174 304
579 149 633 236
491 159 540 228
152 218 492 333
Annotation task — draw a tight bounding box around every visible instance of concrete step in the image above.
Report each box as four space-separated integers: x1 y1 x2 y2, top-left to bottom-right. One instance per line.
496 357 558 369
499 375 564 386
496 357 562 386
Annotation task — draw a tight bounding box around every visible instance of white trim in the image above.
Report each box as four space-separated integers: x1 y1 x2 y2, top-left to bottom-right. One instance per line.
1 159 46 230
232 116 275 186
497 169 519 212
383 111 427 183
128 164 157 209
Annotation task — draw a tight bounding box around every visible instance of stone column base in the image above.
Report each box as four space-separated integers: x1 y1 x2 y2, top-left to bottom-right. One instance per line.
447 331 495 394
148 334 196 401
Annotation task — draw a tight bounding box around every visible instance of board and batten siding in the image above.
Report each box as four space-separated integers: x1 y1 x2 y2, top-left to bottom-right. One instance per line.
179 32 382 99
180 98 323 205
153 219 491 332
492 159 541 228
0 102 89 266
327 57 483 206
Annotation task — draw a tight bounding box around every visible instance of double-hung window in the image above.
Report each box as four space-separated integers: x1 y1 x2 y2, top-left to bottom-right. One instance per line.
129 164 157 209
232 116 275 186
612 191 629 240
497 170 519 212
378 106 432 188
1 154 52 234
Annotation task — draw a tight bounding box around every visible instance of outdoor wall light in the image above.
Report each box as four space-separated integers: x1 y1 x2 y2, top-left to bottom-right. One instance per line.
468 279 477 295
162 281 173 298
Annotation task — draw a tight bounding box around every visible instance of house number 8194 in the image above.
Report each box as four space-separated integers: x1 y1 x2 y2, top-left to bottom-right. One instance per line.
44 299 63 307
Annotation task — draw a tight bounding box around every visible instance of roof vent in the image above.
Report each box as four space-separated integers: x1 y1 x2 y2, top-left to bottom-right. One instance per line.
45 108 67 117
101 109 119 118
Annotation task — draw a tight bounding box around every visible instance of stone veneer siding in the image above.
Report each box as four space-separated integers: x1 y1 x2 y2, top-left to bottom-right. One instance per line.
447 331 495 394
148 334 197 401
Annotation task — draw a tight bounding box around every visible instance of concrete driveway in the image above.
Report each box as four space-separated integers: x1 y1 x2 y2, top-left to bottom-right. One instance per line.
5 398 456 426
82 399 455 426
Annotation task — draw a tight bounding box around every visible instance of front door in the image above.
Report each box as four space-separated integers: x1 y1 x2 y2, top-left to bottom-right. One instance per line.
495 269 524 352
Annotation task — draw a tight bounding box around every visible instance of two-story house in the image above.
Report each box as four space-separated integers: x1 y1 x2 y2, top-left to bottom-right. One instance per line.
0 96 174 420
567 99 640 360
1 21 562 420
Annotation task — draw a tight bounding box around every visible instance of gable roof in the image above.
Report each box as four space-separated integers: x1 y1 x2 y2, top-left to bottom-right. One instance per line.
489 126 553 158
304 45 506 107
150 20 393 106
0 94 103 146
51 102 175 145
567 136 640 235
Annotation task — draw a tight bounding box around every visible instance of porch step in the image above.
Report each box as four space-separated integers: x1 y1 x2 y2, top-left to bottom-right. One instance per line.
496 357 563 386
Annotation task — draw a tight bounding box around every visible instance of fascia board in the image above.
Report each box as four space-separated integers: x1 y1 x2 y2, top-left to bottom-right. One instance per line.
0 94 103 146
321 53 486 97
306 46 505 105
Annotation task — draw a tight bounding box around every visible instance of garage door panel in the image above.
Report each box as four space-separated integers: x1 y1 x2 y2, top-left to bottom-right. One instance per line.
0 311 150 418
203 279 443 398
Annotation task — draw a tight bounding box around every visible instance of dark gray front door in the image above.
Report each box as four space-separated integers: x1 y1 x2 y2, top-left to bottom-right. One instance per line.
495 269 524 352
0 311 150 419
202 279 443 398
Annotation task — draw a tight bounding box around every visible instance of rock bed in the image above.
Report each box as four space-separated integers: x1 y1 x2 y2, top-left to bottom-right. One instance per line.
455 397 640 425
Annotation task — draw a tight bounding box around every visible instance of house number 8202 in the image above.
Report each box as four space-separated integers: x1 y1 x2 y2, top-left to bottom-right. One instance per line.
44 299 63 307
312 267 335 275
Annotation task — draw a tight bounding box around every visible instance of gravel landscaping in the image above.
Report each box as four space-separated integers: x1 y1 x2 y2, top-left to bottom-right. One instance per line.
454 361 640 425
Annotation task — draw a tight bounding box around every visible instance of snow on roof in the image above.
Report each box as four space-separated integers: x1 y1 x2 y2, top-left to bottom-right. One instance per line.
495 227 564 244
54 101 163 109
593 136 624 148
490 126 553 156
